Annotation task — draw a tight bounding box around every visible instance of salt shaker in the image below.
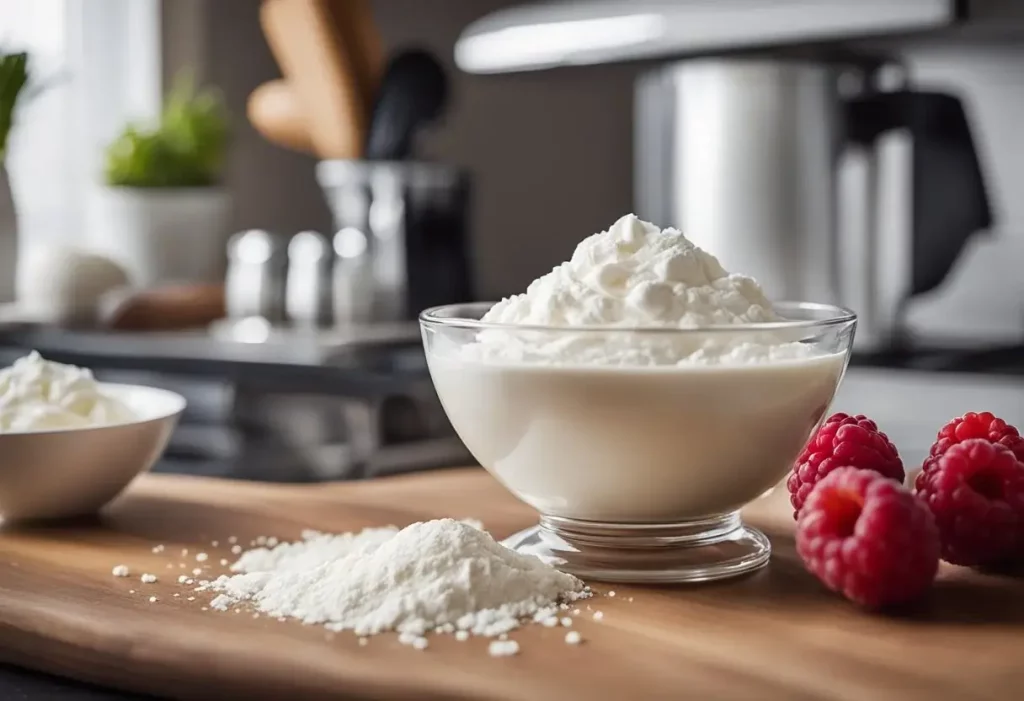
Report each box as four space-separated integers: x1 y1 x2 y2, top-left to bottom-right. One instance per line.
285 230 333 327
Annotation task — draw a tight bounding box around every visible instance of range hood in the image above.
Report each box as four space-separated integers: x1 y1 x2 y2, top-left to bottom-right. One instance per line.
455 0 960 74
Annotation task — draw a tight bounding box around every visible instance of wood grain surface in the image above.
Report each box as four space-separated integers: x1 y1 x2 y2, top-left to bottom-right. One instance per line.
0 468 1022 701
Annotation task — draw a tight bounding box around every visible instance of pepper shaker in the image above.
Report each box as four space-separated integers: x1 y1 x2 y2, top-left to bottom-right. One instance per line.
225 229 287 322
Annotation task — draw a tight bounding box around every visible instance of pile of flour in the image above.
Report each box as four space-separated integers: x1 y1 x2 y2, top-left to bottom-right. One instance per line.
459 214 814 366
199 519 589 638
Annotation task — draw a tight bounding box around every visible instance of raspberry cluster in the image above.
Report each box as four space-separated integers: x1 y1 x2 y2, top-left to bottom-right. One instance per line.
787 411 1024 609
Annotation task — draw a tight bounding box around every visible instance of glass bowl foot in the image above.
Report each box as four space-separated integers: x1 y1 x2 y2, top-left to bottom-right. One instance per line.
503 511 770 584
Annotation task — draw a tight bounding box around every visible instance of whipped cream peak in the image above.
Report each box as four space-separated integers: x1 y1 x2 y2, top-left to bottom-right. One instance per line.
482 214 779 329
450 215 821 367
0 351 136 433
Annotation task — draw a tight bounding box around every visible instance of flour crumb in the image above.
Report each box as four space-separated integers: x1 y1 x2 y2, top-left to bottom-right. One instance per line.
228 536 238 544
608 591 616 598
593 611 604 621
565 631 582 645
266 537 279 547
231 545 242 555
358 637 369 646
455 630 470 641
192 568 203 576
488 640 520 657
199 519 589 646
177 575 188 584
541 617 558 628
181 549 188 556
628 597 634 602
220 559 229 566
412 637 429 650
211 540 219 547
140 573 157 584
459 518 484 531
129 589 135 594
151 545 164 554
173 593 180 598
111 565 130 577
561 617 573 627
187 596 195 601
195 553 209 562
185 578 194 585
573 609 580 615
148 596 158 603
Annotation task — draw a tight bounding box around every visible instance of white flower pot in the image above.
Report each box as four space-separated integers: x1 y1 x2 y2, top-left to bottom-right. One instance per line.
0 167 16 303
85 186 232 287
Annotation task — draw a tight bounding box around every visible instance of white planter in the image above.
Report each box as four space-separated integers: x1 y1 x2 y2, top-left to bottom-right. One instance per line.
0 167 16 303
85 186 232 287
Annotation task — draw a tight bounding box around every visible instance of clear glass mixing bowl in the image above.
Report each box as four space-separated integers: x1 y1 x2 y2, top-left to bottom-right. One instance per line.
420 301 856 583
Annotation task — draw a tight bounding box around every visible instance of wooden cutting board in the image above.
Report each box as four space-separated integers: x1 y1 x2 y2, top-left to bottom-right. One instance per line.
0 468 1022 701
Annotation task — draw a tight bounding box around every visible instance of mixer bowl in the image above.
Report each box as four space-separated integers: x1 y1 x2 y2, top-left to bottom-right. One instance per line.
421 301 856 583
0 384 185 520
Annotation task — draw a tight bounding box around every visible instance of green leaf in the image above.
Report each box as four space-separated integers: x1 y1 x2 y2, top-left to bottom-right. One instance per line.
0 51 30 161
103 68 230 187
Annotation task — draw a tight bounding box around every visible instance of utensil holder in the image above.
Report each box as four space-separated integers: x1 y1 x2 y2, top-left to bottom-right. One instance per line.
317 160 472 323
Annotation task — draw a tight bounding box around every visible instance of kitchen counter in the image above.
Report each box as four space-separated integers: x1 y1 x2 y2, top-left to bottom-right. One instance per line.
1 367 1022 699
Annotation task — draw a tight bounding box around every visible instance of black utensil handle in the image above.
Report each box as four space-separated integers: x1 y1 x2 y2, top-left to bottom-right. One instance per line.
845 91 993 298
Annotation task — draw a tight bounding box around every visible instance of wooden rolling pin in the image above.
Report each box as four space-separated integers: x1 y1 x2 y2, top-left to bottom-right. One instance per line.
99 284 226 332
259 0 369 159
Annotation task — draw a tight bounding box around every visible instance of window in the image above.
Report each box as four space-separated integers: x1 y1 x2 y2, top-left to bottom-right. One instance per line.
1 0 162 247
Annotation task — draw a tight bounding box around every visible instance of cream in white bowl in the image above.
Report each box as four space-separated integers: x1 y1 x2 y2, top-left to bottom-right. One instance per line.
421 215 855 583
429 350 844 522
0 352 185 520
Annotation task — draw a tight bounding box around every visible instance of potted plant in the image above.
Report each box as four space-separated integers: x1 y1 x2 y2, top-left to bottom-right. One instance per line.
0 51 29 304
86 75 231 287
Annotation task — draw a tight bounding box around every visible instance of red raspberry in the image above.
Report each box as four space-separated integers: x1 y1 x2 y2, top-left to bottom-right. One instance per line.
932 412 1024 458
796 467 939 608
915 413 1024 493
914 438 1024 566
787 413 905 518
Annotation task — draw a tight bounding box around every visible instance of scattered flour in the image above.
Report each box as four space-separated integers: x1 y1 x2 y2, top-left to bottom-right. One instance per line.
200 519 589 641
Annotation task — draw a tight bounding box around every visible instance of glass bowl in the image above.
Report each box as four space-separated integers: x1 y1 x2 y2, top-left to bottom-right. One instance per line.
420 301 856 583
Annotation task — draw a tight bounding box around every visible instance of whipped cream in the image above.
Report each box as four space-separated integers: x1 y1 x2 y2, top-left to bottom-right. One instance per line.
484 214 778 328
0 352 136 433
462 215 814 366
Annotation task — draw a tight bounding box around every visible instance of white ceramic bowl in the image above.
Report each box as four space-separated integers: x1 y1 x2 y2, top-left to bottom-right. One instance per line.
0 383 186 520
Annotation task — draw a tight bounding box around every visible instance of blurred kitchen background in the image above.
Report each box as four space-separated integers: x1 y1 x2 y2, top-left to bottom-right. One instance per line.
0 0 1022 482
